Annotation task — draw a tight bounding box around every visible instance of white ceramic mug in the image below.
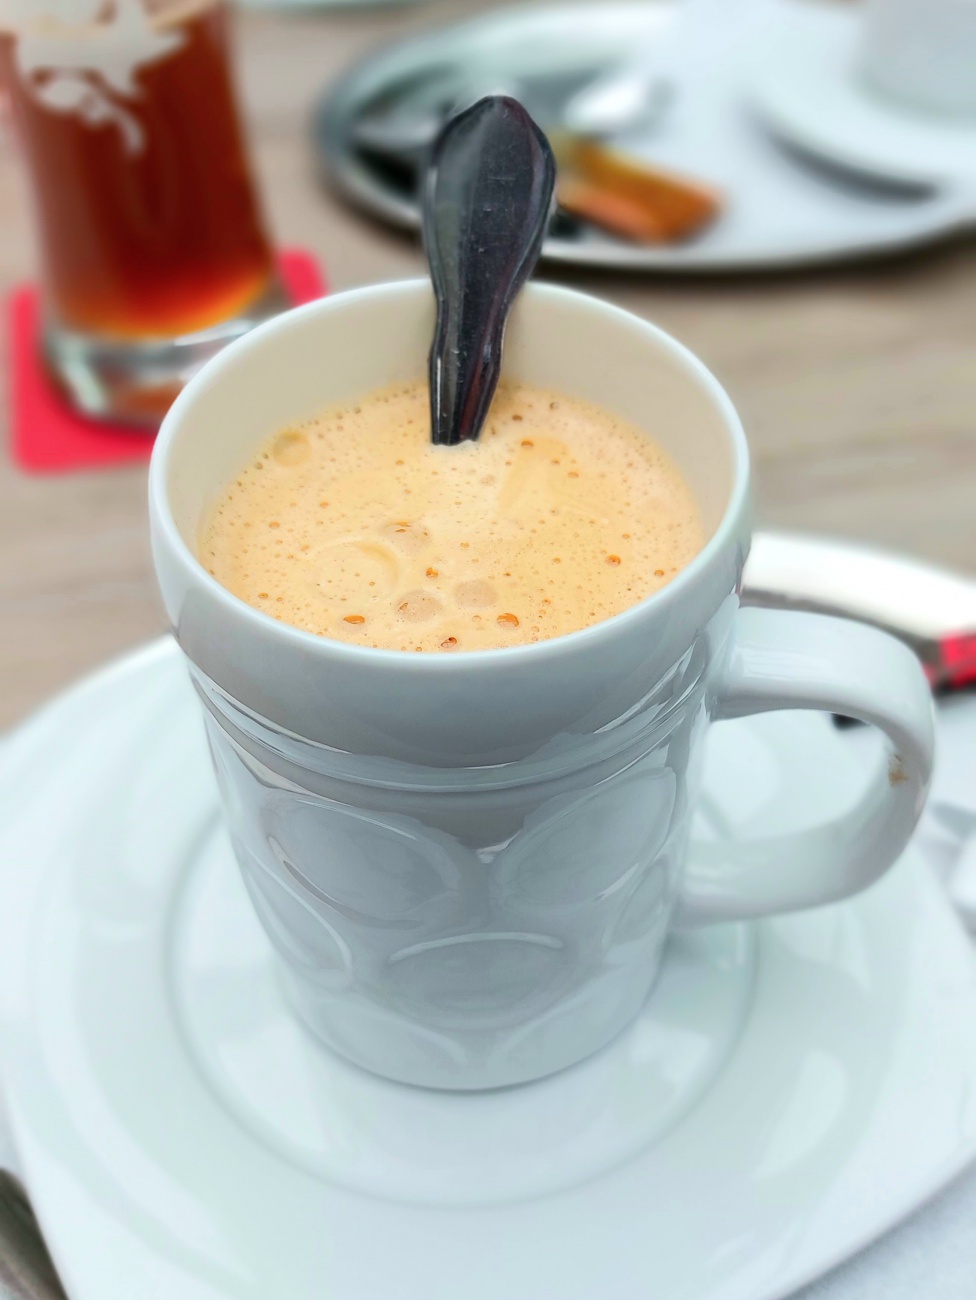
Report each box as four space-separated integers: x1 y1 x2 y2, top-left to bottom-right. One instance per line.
860 0 976 116
149 281 934 1091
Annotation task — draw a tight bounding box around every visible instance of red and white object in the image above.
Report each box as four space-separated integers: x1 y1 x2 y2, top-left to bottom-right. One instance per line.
745 531 976 694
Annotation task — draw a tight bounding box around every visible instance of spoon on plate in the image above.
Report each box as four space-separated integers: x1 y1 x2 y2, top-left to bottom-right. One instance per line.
422 96 556 446
352 67 668 166
0 1170 67 1299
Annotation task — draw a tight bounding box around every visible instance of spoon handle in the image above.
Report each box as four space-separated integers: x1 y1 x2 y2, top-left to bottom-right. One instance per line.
0 1171 67 1299
423 97 555 446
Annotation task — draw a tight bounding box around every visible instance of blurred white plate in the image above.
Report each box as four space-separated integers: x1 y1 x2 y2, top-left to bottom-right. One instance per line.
237 0 420 11
750 0 976 190
315 0 975 272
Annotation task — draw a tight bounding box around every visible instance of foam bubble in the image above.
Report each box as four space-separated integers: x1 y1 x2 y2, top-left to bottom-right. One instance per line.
382 520 430 554
454 580 496 609
272 431 311 467
396 590 442 623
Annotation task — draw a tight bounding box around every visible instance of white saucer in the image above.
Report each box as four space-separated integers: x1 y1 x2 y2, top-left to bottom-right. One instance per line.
3 640 976 1300
750 0 976 189
175 823 753 1206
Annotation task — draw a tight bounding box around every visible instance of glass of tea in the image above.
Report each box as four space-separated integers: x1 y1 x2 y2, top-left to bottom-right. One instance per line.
0 0 287 427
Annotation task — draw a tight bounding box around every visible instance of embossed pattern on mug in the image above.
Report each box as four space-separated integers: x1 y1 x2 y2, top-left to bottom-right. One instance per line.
200 380 705 651
200 682 693 1089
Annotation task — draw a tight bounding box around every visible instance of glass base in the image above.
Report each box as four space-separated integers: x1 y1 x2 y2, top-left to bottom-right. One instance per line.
43 277 291 430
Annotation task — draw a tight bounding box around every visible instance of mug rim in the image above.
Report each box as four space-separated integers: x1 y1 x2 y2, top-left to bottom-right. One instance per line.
149 279 750 674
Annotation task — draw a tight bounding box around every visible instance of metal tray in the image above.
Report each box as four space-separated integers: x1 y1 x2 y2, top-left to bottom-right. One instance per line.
313 1 973 273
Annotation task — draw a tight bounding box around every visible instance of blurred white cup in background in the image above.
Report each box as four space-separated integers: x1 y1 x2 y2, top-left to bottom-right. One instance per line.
860 0 976 116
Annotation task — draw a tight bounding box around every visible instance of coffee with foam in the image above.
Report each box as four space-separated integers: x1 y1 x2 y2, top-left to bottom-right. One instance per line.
200 380 704 652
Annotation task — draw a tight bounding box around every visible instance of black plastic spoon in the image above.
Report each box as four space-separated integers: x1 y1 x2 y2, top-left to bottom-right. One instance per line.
423 96 556 446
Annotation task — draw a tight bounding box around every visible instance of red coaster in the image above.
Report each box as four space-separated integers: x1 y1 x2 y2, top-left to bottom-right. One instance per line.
7 248 327 475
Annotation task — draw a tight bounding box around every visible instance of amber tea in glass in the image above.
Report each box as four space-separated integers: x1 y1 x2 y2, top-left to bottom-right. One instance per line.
0 0 286 425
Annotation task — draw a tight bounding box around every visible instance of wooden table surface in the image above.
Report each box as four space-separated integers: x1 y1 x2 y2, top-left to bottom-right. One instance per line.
2 2 975 731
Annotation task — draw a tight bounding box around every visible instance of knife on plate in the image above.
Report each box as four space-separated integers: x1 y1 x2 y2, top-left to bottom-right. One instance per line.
743 532 976 694
0 1170 66 1300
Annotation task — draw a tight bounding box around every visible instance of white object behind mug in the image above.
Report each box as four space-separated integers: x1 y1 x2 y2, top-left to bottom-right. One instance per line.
861 0 976 115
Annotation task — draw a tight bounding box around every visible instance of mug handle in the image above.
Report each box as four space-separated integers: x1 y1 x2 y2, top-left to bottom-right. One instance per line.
677 608 935 925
